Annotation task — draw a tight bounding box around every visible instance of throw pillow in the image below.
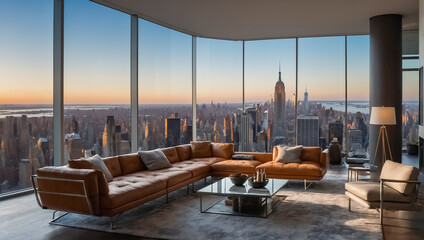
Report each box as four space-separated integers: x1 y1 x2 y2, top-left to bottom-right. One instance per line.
274 145 303 163
231 154 255 160
138 149 172 170
86 155 114 182
190 141 212 158
68 154 113 182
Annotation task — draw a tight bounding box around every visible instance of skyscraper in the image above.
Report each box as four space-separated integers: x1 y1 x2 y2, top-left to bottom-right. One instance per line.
304 88 309 114
329 120 344 147
102 116 116 157
273 67 286 138
239 113 253 151
223 114 233 143
165 115 181 147
297 115 319 146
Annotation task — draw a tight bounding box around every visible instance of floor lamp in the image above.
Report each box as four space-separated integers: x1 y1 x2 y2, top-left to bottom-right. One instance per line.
370 107 396 168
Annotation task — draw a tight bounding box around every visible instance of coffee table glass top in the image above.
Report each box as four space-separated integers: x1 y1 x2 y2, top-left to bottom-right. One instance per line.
197 177 288 197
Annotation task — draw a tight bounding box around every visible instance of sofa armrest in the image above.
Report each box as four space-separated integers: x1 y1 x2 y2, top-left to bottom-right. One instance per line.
34 166 104 216
320 151 327 170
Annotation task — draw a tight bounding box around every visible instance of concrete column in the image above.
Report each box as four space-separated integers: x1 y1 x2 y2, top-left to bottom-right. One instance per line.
369 14 402 168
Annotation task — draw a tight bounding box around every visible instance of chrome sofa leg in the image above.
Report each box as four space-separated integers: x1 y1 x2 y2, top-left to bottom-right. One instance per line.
192 183 195 192
110 213 123 230
304 180 313 190
204 177 207 185
187 185 189 194
52 210 58 220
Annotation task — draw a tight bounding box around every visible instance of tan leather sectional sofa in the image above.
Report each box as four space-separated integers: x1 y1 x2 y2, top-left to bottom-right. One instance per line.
33 143 327 219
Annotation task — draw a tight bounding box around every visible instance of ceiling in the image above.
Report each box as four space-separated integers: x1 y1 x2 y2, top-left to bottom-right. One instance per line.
91 0 419 41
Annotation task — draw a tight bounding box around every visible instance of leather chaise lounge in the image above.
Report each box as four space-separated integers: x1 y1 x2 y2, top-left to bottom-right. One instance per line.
32 142 327 225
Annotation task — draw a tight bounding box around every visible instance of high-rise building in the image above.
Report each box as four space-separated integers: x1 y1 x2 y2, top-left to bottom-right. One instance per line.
348 129 363 152
102 116 116 157
239 113 253 151
329 120 344 147
304 89 309 114
273 67 286 138
223 114 233 143
297 115 319 146
165 116 181 147
247 106 260 143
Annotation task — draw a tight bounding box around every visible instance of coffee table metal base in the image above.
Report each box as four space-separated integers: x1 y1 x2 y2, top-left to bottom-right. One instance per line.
200 194 282 218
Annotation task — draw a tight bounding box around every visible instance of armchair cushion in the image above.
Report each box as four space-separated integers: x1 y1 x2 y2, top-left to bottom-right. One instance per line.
380 160 420 195
345 181 416 203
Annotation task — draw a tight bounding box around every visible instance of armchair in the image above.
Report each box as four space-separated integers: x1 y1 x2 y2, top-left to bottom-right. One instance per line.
345 160 420 224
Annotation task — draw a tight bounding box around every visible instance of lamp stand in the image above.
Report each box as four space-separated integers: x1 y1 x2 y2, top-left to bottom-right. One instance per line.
373 125 393 168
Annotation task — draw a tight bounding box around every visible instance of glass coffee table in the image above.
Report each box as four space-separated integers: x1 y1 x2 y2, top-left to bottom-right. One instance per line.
197 177 288 218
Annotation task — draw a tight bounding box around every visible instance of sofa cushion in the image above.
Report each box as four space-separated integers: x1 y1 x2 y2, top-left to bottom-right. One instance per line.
171 161 210 177
191 157 226 165
345 181 416 203
190 141 212 158
161 147 180 163
138 150 172 170
102 156 122 177
211 143 234 159
211 160 263 175
69 155 113 182
175 144 191 161
275 145 303 163
380 160 420 195
257 161 323 177
141 169 191 187
118 153 145 175
100 174 167 209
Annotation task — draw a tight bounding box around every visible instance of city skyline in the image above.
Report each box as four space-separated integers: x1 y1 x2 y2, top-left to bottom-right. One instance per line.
1 0 419 105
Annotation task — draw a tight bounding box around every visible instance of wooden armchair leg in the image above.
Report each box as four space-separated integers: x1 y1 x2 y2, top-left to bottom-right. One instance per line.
348 198 351 212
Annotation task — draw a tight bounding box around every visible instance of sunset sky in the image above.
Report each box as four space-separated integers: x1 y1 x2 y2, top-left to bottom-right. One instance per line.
0 0 419 105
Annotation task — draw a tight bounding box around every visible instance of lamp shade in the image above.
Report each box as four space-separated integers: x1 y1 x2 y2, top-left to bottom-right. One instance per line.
370 107 396 125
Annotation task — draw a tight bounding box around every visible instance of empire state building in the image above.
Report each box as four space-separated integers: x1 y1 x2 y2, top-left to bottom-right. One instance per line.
273 68 286 137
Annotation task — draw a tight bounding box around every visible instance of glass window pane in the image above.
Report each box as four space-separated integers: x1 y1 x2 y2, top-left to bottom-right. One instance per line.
245 39 296 152
402 59 419 70
197 39 242 149
347 35 370 158
0 0 53 194
64 0 131 160
402 71 419 148
298 37 345 150
138 20 192 150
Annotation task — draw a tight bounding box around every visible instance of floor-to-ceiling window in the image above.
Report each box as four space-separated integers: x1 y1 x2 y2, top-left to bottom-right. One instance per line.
196 39 242 149
402 56 420 150
347 35 370 158
298 37 345 150
138 20 192 150
245 39 297 152
0 0 53 194
64 0 131 160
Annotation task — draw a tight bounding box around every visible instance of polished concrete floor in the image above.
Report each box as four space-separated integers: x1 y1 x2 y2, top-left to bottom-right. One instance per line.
0 154 423 240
